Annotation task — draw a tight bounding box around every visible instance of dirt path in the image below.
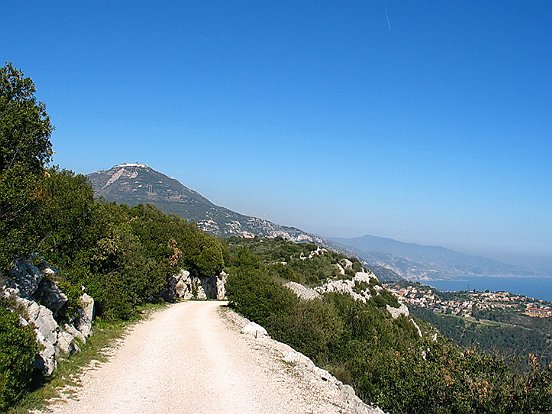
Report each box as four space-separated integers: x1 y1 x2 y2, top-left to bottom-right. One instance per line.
40 301 376 414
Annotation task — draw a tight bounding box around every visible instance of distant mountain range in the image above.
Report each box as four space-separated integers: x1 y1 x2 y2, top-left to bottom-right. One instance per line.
87 163 545 281
331 234 543 280
87 163 326 244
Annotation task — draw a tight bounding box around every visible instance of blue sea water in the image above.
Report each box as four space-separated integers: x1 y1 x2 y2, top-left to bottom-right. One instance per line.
423 276 552 302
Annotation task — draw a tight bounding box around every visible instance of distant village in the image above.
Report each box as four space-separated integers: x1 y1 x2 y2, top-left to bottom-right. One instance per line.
384 282 552 319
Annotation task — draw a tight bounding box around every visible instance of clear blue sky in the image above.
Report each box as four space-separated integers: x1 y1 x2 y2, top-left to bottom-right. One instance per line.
2 1 551 259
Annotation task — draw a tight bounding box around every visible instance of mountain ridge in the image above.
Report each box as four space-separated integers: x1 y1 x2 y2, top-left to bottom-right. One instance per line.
87 163 327 245
332 234 543 280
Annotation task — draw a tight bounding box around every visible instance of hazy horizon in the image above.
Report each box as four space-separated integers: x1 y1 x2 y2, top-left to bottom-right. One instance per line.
3 1 550 261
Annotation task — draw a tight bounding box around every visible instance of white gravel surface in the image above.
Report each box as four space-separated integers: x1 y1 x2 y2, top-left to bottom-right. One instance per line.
38 301 380 414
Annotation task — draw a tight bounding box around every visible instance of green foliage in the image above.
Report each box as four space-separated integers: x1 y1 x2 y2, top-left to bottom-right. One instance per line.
225 242 552 414
353 281 369 294
0 300 39 411
370 289 400 308
269 298 344 363
412 306 552 367
33 168 96 267
226 262 298 327
0 63 52 173
226 237 364 286
0 63 53 270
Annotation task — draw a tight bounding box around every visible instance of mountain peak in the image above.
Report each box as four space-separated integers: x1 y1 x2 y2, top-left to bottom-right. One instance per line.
87 164 327 244
114 162 149 169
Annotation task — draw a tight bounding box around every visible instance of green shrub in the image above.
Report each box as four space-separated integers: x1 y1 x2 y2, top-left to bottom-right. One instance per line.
226 266 297 327
0 300 39 411
267 298 344 364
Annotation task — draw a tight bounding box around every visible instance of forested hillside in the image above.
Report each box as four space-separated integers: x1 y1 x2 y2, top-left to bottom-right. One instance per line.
2 63 552 413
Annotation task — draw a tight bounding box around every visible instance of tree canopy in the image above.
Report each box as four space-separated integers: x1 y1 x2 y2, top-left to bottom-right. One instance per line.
0 63 53 269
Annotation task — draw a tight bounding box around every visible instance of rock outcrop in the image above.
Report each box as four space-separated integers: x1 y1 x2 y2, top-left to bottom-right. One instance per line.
240 321 269 337
315 271 379 303
164 269 227 301
284 281 321 300
1 259 95 376
290 270 422 336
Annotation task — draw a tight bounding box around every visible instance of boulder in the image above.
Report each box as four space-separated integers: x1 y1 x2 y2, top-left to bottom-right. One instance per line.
64 322 86 343
57 331 79 355
34 277 68 315
8 260 43 297
2 259 96 378
176 270 192 298
34 330 57 376
195 282 208 300
80 293 95 323
216 271 228 300
241 322 269 338
19 298 59 345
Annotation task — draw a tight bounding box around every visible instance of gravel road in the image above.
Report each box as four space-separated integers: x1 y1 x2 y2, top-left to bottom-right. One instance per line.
39 301 371 414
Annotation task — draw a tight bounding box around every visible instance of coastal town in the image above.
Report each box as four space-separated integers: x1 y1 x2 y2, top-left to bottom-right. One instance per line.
384 282 552 319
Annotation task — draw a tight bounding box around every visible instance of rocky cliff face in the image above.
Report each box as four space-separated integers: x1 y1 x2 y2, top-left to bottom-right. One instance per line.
1 259 94 376
164 269 228 301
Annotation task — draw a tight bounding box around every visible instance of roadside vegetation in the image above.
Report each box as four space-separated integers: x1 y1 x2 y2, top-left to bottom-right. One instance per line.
0 63 223 410
225 239 552 413
2 62 551 413
7 303 165 414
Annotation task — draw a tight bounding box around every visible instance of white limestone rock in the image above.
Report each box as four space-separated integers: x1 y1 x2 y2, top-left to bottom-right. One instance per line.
386 303 410 319
20 298 59 345
241 322 269 337
339 259 353 271
166 269 228 300
57 331 79 355
353 271 374 284
76 293 94 338
195 282 208 300
34 331 57 376
80 293 95 323
64 323 86 343
217 271 228 300
284 281 321 300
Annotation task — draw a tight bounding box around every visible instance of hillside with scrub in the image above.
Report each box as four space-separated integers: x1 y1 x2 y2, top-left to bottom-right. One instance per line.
1 63 552 413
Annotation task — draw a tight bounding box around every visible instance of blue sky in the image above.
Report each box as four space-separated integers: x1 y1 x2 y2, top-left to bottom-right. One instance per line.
2 1 551 259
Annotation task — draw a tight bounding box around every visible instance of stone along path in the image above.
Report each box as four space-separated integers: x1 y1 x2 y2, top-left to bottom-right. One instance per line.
40 301 379 414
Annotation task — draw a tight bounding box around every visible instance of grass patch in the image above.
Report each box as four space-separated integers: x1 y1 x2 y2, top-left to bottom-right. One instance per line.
8 302 168 414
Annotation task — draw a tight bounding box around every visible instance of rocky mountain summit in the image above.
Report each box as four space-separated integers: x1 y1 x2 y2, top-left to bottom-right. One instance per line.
88 163 326 244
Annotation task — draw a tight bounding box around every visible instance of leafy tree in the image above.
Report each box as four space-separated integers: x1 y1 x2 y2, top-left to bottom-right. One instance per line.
0 63 53 270
33 168 96 266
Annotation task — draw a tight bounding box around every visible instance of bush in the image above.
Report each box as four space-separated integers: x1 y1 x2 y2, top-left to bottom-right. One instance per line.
268 298 344 364
226 265 298 327
0 300 39 411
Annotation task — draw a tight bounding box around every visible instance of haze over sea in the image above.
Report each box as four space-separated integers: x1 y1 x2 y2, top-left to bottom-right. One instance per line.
424 276 552 302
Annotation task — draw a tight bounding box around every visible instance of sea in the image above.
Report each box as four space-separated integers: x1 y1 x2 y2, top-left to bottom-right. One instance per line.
423 276 552 302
